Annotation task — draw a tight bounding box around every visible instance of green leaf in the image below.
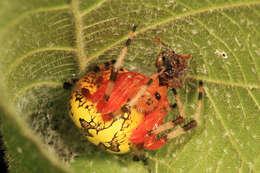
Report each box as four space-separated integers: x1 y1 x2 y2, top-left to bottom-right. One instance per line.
0 0 259 172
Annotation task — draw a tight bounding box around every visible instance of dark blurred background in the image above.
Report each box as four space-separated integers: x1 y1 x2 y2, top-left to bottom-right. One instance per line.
0 130 8 172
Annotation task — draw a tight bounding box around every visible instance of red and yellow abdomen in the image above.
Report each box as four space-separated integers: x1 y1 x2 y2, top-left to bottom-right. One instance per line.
69 71 145 154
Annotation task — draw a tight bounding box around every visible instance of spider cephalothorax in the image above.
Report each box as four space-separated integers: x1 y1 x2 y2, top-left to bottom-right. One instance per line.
155 41 192 88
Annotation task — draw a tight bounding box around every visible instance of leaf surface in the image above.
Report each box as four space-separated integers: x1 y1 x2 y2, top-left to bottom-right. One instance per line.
0 0 259 172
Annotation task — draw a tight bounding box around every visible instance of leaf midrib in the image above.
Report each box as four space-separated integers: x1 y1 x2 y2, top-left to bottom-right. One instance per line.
71 0 88 74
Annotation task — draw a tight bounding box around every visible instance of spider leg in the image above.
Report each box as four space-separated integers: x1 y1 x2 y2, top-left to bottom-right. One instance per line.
145 81 203 150
103 74 157 120
154 36 192 60
103 25 137 102
107 67 166 120
172 88 186 119
64 60 116 91
63 60 117 91
154 36 171 50
194 81 203 122
151 115 185 135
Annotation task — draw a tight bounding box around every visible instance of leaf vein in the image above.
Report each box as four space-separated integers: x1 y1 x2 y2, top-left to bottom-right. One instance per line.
13 81 62 101
6 47 76 77
187 75 260 89
205 87 254 171
193 15 260 113
80 0 108 17
220 12 260 111
84 1 260 68
215 151 225 173
222 12 260 81
0 4 70 39
194 18 248 82
147 155 175 173
82 17 118 31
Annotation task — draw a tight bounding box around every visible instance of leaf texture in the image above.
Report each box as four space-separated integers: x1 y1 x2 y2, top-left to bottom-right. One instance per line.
0 0 259 172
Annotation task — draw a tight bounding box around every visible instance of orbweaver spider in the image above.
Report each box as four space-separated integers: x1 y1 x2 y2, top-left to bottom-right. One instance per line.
65 25 203 154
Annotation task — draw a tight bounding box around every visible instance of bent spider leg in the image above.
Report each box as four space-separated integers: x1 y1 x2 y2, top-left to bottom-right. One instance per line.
145 81 203 150
152 81 203 134
103 25 137 102
178 54 192 60
151 115 185 135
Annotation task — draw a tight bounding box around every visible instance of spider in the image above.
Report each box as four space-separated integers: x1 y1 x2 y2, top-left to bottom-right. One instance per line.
64 25 203 154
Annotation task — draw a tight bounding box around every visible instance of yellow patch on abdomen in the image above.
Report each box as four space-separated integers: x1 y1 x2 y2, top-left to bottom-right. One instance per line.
69 71 144 154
